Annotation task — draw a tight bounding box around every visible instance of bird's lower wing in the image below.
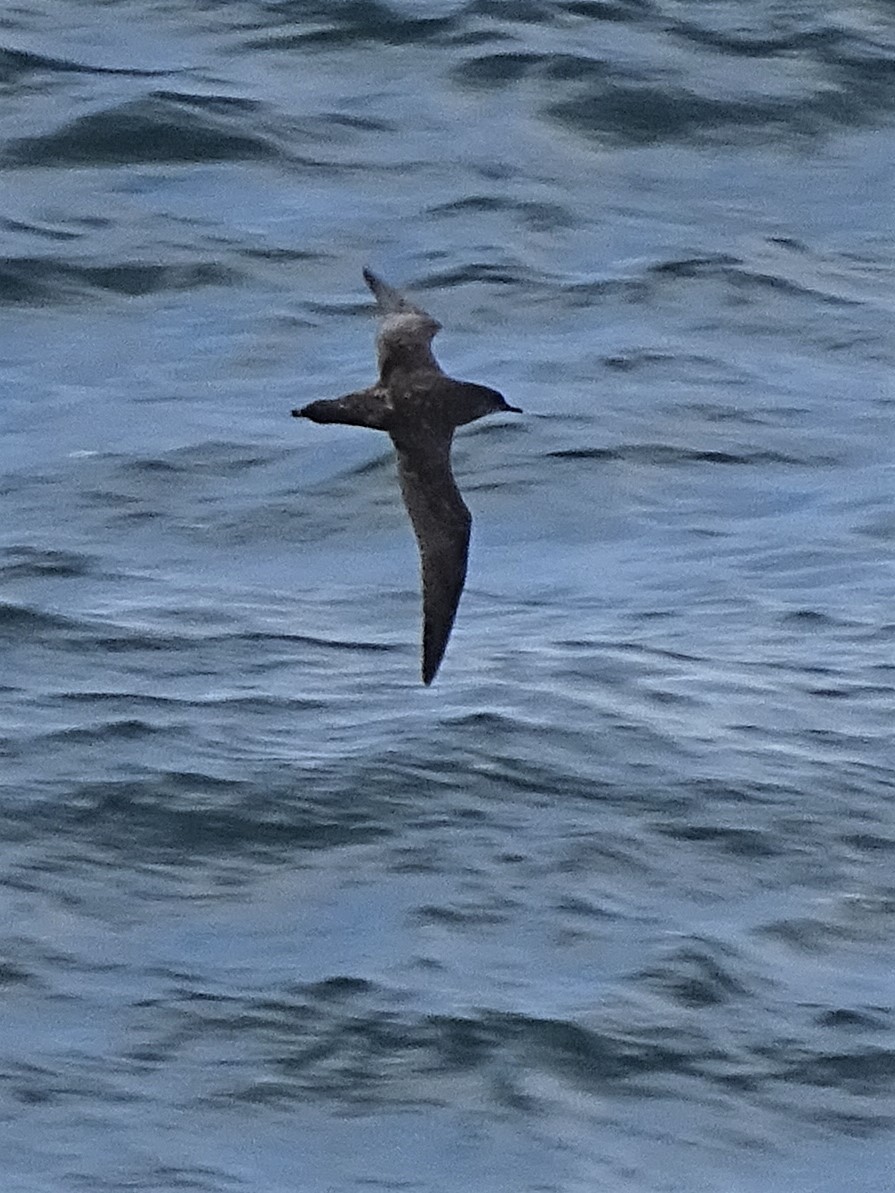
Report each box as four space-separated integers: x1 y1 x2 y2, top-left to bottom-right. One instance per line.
395 441 471 685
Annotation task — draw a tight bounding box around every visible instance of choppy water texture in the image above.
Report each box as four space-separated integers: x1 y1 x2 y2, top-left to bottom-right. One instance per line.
2 2 894 1190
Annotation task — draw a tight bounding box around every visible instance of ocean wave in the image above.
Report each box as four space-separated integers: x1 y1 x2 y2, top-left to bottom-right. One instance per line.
0 44 168 80
0 602 82 635
0 257 239 304
4 93 279 167
0 546 97 579
242 1 459 51
546 444 839 468
117 971 895 1137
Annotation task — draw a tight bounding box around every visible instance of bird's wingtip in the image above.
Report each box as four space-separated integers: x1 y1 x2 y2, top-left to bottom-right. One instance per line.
362 265 388 300
362 266 416 316
422 652 442 685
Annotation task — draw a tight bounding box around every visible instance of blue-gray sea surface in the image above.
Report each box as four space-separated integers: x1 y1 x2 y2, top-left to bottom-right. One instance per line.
1 2 893 1190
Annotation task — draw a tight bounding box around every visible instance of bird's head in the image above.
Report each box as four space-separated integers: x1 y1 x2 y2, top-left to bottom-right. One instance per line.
456 384 522 427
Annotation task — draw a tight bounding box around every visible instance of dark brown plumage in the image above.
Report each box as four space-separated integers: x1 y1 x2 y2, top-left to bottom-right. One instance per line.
292 268 520 684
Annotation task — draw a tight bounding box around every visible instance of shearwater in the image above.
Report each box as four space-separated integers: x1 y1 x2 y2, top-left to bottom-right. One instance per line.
292 268 521 685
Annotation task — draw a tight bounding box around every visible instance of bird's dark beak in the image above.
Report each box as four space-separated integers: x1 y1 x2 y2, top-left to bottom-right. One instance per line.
504 402 523 413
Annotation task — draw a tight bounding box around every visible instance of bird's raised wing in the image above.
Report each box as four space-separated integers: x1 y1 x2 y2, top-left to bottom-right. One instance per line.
363 267 435 320
393 434 471 684
363 268 443 382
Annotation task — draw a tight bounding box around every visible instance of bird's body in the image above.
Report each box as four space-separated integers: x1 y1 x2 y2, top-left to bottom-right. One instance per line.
293 269 520 684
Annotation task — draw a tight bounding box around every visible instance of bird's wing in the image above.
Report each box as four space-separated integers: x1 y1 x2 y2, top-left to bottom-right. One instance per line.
393 435 471 685
363 267 435 320
293 386 390 431
362 268 442 380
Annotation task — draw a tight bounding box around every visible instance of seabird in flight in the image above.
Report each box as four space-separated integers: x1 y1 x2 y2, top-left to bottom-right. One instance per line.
292 268 520 684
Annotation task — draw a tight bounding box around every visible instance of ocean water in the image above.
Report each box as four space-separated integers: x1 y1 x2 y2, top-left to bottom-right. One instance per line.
1 2 894 1190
